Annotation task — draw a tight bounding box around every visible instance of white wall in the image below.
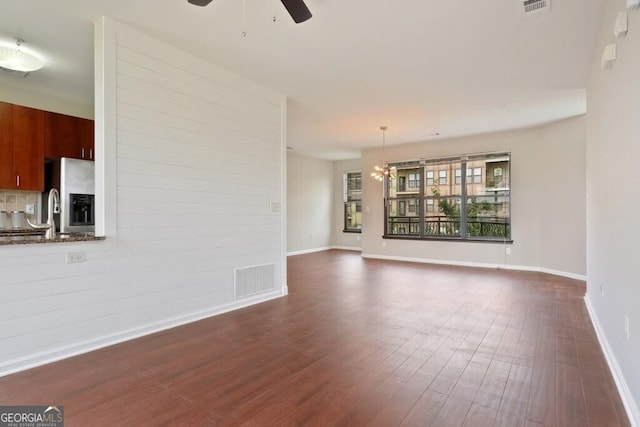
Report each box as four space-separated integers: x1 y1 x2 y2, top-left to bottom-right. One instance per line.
286 151 333 254
361 116 586 278
0 18 286 375
0 85 93 119
331 158 362 250
585 1 640 424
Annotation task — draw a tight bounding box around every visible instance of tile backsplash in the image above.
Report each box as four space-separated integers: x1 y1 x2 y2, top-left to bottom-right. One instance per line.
0 191 40 222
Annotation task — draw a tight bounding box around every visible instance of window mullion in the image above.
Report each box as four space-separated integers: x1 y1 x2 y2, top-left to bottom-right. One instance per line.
419 167 425 237
460 162 468 238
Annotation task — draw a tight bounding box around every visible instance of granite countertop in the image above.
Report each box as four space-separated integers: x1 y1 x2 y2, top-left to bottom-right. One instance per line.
0 229 104 245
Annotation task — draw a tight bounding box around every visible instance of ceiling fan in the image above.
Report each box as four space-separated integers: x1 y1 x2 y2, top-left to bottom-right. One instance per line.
188 0 312 24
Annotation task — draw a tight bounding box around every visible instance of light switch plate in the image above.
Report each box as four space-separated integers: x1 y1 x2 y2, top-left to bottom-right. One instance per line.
601 44 617 69
614 11 628 38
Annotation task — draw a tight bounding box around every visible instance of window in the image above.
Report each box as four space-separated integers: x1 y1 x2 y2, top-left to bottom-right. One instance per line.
426 171 434 186
399 200 406 216
344 171 362 232
396 170 420 193
426 199 434 212
398 176 406 192
408 173 419 189
467 167 482 184
384 152 511 241
439 170 447 185
491 167 504 187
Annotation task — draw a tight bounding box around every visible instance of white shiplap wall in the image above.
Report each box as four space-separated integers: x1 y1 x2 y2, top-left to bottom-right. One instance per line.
0 18 286 375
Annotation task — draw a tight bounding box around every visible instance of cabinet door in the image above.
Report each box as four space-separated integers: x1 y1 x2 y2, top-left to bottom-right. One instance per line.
0 102 13 189
12 105 44 191
44 112 94 160
82 118 95 160
44 111 79 159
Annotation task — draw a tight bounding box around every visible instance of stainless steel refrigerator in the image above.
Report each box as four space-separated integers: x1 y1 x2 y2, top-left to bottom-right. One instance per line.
43 157 95 234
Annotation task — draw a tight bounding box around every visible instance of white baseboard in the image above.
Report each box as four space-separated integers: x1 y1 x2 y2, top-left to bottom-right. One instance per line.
584 295 639 427
331 246 361 252
287 246 362 256
539 267 586 281
0 290 284 378
287 246 332 256
361 253 586 281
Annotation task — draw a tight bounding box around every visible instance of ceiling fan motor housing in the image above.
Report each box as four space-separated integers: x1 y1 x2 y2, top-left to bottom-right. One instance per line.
187 0 312 23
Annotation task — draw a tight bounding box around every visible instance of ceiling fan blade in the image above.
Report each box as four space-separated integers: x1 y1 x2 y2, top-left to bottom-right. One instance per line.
188 0 214 6
280 0 312 23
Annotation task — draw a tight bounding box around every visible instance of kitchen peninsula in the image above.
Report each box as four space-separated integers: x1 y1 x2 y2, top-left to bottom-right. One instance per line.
0 230 103 245
0 101 98 245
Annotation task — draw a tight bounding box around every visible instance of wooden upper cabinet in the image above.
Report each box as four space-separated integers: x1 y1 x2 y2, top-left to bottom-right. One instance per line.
82 119 95 160
12 105 44 191
0 102 45 191
0 103 92 191
44 111 94 161
0 102 14 190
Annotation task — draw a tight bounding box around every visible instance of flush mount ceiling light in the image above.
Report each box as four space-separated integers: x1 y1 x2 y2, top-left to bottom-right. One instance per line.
371 126 397 181
0 38 44 73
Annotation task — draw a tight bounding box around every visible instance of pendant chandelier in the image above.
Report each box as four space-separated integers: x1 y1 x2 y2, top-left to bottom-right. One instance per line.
371 126 396 181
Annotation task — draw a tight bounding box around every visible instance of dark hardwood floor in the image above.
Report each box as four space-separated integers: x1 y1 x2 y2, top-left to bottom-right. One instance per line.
0 250 630 426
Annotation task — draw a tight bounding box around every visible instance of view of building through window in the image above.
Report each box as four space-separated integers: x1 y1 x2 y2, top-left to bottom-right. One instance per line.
343 171 362 232
385 152 511 241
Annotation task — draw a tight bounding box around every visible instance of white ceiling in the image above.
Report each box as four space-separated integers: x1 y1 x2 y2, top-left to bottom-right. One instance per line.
0 0 604 160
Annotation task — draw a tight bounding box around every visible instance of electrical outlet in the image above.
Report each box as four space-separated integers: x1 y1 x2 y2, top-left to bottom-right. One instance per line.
382 241 386 247
625 315 630 340
66 252 87 264
505 247 511 255
25 204 35 214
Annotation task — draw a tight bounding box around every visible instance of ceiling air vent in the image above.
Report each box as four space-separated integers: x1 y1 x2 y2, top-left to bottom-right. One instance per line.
522 0 549 14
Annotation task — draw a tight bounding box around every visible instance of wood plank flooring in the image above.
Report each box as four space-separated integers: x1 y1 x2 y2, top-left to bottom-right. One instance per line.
0 250 630 426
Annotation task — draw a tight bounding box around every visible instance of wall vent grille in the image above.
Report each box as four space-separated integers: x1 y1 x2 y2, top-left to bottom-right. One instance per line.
235 264 274 299
523 0 549 13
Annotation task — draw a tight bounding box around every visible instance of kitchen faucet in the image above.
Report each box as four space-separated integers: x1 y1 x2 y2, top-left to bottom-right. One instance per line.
46 188 60 239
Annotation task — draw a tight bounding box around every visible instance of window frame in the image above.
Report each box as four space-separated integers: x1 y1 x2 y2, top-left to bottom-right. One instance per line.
398 200 407 216
438 170 447 185
383 152 512 243
426 199 435 212
408 173 419 189
426 171 434 186
343 171 362 233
